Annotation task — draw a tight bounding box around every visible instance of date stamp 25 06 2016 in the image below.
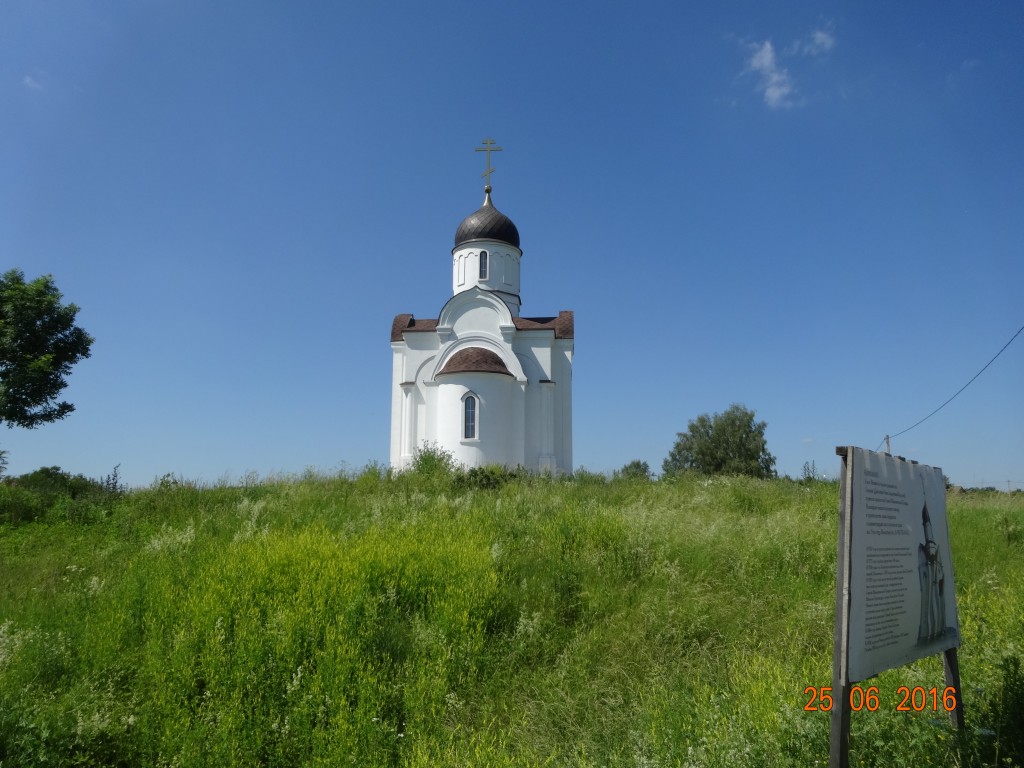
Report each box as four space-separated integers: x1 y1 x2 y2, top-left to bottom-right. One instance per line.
803 685 958 713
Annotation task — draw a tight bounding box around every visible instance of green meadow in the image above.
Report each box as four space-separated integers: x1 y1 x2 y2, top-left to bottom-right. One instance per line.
1 464 1021 767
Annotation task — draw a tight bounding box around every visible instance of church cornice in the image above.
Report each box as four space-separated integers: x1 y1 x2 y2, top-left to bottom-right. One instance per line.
392 309 574 343
450 237 523 256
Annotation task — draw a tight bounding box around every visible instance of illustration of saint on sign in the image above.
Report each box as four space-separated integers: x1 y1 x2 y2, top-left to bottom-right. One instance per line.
917 486 946 644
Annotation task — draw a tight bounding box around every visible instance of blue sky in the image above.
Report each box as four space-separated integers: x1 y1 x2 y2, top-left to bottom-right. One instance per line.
3 1 1022 488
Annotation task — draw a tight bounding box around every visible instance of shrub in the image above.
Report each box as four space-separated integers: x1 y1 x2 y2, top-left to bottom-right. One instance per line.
13 465 100 499
99 464 126 494
571 467 608 484
0 483 48 523
2 465 125 524
615 460 652 481
455 464 527 491
410 442 459 477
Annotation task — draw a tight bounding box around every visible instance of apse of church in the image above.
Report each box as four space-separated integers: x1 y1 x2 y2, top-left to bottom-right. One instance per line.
389 141 574 473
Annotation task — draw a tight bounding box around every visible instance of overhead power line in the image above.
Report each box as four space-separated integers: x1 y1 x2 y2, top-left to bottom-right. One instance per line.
878 322 1024 451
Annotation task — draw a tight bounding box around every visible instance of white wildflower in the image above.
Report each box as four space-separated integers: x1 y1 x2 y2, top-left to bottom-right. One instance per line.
233 497 269 542
287 665 303 695
145 521 195 552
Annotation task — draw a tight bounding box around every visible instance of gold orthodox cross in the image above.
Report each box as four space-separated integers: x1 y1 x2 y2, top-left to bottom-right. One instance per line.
475 138 503 185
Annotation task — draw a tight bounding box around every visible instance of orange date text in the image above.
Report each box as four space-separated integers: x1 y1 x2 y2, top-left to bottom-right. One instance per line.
802 686 957 712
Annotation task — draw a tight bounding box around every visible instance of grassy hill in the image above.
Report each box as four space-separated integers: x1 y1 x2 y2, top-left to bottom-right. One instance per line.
1 465 1021 767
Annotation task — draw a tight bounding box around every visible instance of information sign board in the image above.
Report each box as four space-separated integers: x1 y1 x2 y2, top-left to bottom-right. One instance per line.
845 447 959 681
830 447 964 767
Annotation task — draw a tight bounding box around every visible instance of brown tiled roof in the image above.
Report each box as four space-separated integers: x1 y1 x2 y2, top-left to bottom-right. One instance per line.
392 310 573 342
514 311 574 339
391 314 439 342
437 347 513 377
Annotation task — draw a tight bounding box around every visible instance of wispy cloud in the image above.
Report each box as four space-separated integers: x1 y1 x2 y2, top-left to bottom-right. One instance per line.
789 27 835 57
741 24 836 110
22 75 42 90
747 41 795 109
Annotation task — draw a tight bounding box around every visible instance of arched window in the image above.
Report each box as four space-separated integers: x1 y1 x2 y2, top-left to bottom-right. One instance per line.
464 395 477 439
479 250 488 280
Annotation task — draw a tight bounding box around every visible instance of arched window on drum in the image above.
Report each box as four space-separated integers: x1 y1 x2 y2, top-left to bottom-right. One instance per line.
463 394 478 440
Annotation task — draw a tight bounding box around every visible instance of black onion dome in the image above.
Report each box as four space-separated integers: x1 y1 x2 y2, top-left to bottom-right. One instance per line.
454 186 520 249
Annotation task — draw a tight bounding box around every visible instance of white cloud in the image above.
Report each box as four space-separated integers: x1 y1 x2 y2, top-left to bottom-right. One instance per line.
806 29 831 55
740 25 836 109
806 28 835 55
786 26 836 57
747 41 795 109
22 75 42 90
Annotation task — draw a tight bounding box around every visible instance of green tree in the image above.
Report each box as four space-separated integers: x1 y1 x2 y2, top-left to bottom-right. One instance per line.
616 459 652 480
0 269 94 429
663 404 776 479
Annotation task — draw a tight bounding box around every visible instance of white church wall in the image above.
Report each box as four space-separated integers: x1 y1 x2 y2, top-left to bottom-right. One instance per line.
436 374 524 468
452 307 504 340
522 380 541 470
439 289 512 335
510 337 545 471
421 381 435 454
389 348 404 467
392 328 571 473
511 331 577 474
511 334 543 370
554 341 573 473
389 340 439 469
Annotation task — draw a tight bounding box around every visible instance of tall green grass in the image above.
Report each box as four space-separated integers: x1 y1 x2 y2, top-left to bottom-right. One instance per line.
0 469 1021 766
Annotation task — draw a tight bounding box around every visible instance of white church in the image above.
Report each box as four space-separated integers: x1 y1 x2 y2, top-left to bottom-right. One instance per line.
389 147 573 473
